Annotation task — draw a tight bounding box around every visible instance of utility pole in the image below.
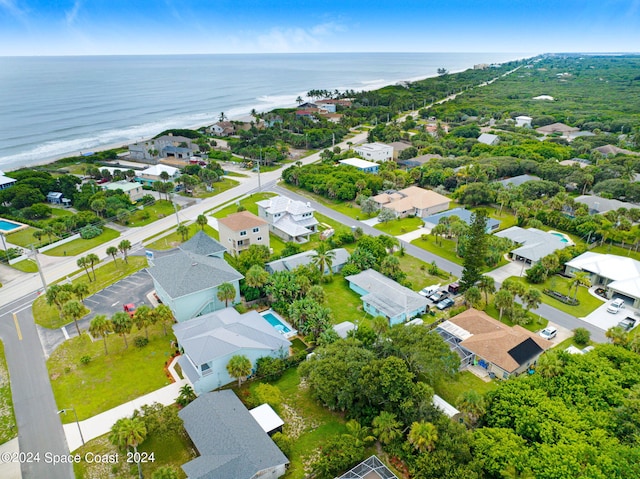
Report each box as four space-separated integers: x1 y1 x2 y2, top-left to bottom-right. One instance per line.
257 148 262 192
170 193 180 226
30 244 48 293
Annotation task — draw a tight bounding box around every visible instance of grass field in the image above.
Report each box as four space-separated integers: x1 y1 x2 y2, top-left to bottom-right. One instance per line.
210 192 276 218
374 216 423 236
11 258 38 273
0 341 17 443
33 256 148 328
411 235 463 265
397 253 455 289
180 177 239 199
434 370 499 406
591 242 640 262
127 200 177 227
5 226 46 248
44 227 120 257
145 224 219 250
279 183 362 220
506 275 604 318
48 321 175 422
321 276 368 325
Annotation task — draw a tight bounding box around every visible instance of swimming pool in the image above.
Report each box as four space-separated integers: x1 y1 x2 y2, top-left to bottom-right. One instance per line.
549 231 572 244
260 310 297 339
0 219 22 232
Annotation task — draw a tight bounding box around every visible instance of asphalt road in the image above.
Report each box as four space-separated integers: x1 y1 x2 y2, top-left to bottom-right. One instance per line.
0 294 73 479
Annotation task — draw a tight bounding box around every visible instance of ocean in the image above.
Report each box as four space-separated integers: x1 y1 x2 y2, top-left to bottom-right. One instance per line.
0 52 532 171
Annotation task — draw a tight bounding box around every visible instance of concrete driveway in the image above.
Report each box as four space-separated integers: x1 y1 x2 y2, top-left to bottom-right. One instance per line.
487 259 529 285
581 297 637 331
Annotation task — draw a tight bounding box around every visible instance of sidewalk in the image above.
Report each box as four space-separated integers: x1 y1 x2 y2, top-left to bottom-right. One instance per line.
63 357 188 452
0 438 21 479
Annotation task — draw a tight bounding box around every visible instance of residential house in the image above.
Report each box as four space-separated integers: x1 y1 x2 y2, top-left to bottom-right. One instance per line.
297 102 317 109
295 108 319 119
345 269 429 326
337 456 397 479
593 144 640 157
477 133 499 146
316 98 352 107
46 192 63 204
398 153 443 168
372 186 450 218
515 115 533 128
423 207 500 233
535 122 579 139
0 171 16 190
102 180 145 202
173 308 291 393
257 196 318 243
495 174 541 188
495 226 569 264
353 142 394 162
129 134 199 162
559 158 590 168
209 121 236 137
265 248 349 274
135 164 180 187
339 158 379 173
389 141 413 160
437 309 552 379
147 232 243 322
218 211 270 256
316 103 336 113
574 195 634 214
179 390 289 479
565 252 640 308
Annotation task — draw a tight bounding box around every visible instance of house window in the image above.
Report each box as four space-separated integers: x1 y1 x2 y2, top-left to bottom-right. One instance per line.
239 230 247 236
252 227 260 233
201 363 211 376
237 240 243 246
257 237 262 241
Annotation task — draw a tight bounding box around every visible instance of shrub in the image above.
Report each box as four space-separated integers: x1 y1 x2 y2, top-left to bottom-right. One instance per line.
271 432 293 457
573 327 591 346
543 289 579 305
140 194 155 205
525 263 547 284
134 336 149 348
79 224 102 239
249 383 283 411
80 355 91 365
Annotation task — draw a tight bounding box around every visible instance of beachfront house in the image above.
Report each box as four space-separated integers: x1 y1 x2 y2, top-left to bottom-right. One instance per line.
217 211 270 256
345 269 429 326
0 171 16 190
436 308 553 379
209 121 236 137
353 142 394 162
135 164 180 187
372 186 450 218
128 134 199 162
102 180 145 202
338 158 379 173
173 308 291 393
179 390 289 478
257 195 318 243
147 232 243 322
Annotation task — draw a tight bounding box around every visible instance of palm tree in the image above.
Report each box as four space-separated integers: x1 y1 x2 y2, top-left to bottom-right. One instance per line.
77 256 93 282
89 314 112 355
456 390 485 427
73 282 90 303
86 253 99 281
343 419 375 447
606 326 629 347
176 384 197 407
522 287 542 313
226 354 252 387
244 265 270 290
537 351 565 378
477 275 496 306
408 421 438 453
372 411 401 445
106 246 119 266
217 282 236 307
133 304 154 340
109 417 147 479
118 240 132 264
112 311 133 348
569 271 591 300
494 289 514 322
176 225 189 242
312 243 336 276
464 286 482 308
196 214 208 231
154 304 174 336
159 170 170 183
62 299 85 336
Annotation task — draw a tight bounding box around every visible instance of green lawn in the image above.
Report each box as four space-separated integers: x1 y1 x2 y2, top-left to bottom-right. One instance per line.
48 321 175 422
434 370 499 406
33 256 148 328
211 192 276 218
0 341 17 443
245 367 347 479
43 227 120 257
321 276 368 325
145 224 219 250
411 235 463 265
224 171 249 178
591 242 640 262
478 206 518 232
5 226 46 248
374 216 423 236
179 177 239 199
279 183 362 220
50 207 74 218
11 258 38 273
397 253 455 290
127 200 178 227
505 275 604 318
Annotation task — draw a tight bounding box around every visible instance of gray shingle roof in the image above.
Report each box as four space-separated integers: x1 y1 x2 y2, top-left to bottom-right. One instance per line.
147 249 243 299
173 308 291 365
496 174 541 187
346 269 428 318
180 231 227 256
179 390 289 479
495 226 568 263
266 248 349 273
257 196 315 216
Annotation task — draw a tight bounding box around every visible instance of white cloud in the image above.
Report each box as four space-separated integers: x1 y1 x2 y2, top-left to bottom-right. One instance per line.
65 0 82 25
253 20 347 53
0 0 26 17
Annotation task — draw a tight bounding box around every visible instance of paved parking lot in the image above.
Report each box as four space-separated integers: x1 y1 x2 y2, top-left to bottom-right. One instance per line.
83 270 154 322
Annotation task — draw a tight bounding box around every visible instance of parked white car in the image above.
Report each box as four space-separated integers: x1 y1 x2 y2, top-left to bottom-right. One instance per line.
539 327 557 340
607 298 625 314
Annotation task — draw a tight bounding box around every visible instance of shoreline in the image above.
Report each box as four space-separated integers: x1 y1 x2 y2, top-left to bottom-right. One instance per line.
3 54 533 173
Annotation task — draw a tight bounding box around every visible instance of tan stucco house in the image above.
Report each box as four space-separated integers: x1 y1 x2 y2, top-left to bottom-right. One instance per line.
217 211 270 256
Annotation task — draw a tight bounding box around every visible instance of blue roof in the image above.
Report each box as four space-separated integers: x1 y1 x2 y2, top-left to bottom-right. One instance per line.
423 207 500 232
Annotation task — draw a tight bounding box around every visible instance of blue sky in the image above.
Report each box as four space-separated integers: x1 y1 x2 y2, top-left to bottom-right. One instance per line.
1 0 639 55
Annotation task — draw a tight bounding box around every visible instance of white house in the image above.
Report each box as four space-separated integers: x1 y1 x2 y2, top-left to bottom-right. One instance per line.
353 142 394 162
0 171 17 190
338 158 379 173
257 196 318 243
515 116 533 128
477 133 499 146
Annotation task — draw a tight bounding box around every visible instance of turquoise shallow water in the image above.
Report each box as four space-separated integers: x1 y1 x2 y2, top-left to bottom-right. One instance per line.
0 219 21 232
0 52 530 170
262 311 292 334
